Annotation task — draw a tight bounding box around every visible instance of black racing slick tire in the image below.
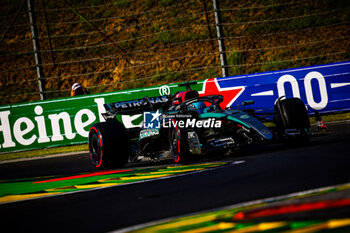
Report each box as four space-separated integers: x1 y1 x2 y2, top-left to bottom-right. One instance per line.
274 97 310 144
169 119 190 164
275 98 310 129
89 120 131 169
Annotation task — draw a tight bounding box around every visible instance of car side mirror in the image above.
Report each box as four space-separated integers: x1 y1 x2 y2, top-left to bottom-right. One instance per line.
242 100 254 106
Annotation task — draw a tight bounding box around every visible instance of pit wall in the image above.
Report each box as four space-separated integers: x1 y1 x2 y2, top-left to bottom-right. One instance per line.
0 61 349 153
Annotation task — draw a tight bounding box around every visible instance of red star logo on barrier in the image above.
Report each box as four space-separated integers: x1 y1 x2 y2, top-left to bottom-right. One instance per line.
198 78 245 109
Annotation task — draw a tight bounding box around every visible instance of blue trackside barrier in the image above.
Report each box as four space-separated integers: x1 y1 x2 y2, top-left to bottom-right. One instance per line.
213 61 350 115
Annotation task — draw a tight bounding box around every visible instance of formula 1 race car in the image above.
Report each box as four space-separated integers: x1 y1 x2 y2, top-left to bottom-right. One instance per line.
88 82 310 169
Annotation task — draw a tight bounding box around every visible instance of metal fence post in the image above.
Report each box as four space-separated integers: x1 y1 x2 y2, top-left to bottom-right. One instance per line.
27 0 46 100
212 0 228 77
201 0 215 50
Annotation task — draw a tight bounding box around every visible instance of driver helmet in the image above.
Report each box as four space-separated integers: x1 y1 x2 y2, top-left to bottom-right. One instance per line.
71 82 90 96
188 101 206 114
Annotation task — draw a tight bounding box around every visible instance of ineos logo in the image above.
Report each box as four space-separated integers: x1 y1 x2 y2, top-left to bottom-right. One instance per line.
261 130 270 135
159 85 170 96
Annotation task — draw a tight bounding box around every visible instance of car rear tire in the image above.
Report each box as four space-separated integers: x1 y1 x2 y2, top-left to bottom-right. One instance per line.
89 120 131 169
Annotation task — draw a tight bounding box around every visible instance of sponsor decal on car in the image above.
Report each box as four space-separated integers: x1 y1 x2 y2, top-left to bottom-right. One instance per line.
113 96 168 110
139 128 160 140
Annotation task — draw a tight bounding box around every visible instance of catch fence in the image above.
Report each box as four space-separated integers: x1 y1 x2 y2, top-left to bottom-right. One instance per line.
0 0 348 105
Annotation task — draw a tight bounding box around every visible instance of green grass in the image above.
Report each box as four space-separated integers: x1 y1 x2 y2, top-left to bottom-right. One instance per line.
159 0 175 7
227 51 246 75
0 144 88 162
310 112 350 124
264 112 350 128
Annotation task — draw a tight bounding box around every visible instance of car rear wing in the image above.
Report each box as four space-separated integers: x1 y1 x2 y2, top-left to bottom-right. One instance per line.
101 82 199 120
101 96 169 120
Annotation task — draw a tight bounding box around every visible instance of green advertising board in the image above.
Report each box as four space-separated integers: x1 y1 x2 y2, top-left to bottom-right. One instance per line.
0 82 204 153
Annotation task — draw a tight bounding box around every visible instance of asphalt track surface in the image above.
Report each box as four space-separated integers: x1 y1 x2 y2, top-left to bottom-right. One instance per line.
0 122 350 233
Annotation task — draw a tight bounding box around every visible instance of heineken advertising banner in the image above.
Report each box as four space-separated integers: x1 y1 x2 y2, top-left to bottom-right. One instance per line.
0 83 193 153
0 61 349 153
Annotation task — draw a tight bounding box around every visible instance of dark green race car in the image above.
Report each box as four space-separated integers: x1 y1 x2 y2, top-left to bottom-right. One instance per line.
89 83 310 169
